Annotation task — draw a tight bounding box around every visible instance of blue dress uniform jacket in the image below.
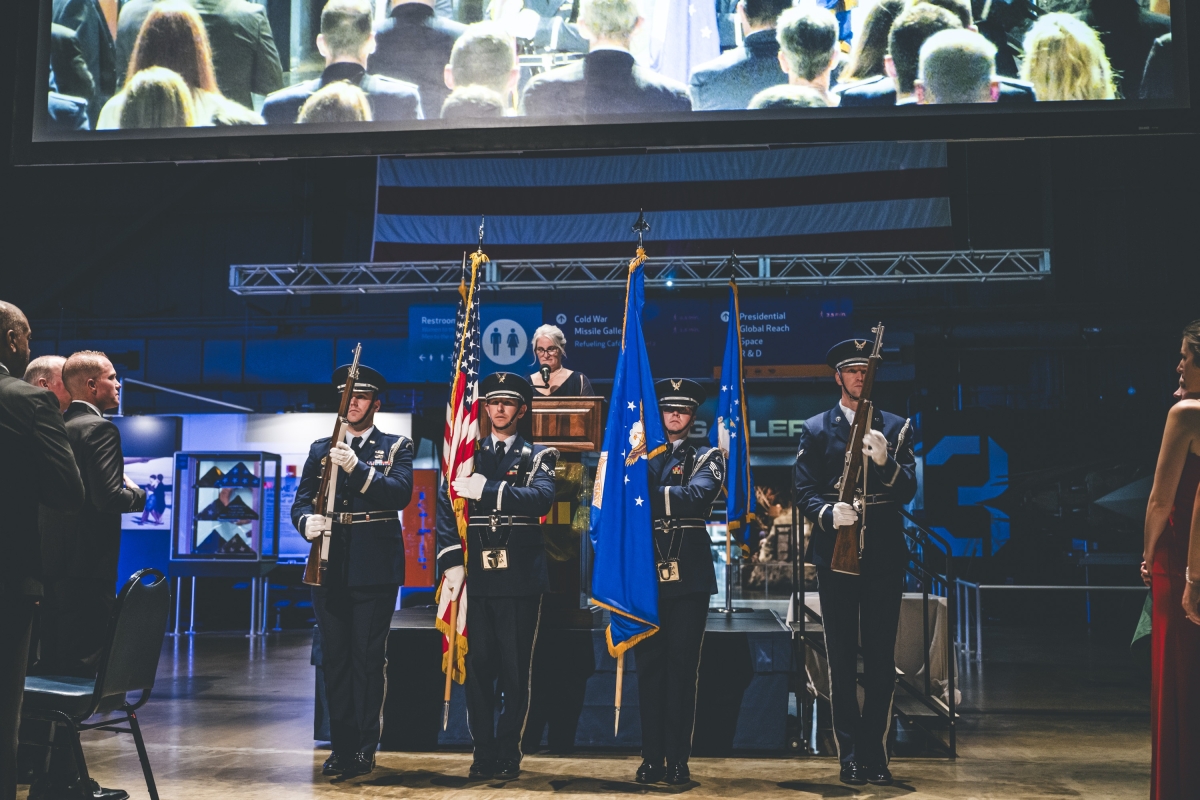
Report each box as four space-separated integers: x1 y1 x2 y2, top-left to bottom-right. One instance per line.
261 62 423 124
793 406 917 568
291 429 414 587
436 435 558 596
648 441 724 597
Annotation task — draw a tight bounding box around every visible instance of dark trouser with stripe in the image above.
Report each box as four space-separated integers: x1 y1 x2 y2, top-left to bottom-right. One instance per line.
634 592 709 766
465 594 543 763
816 560 905 768
313 584 399 756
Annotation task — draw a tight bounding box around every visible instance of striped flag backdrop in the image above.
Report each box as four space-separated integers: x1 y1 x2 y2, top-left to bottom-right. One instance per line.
372 142 952 261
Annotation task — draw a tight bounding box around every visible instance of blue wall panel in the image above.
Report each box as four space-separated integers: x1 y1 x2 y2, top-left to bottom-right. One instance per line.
203 340 244 383
244 339 333 384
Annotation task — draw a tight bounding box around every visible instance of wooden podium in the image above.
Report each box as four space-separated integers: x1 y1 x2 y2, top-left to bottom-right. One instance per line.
479 396 605 452
529 396 605 452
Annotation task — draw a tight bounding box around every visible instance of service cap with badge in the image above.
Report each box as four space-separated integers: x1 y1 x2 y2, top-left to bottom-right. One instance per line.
655 377 706 410
825 339 873 372
481 371 534 407
332 363 388 393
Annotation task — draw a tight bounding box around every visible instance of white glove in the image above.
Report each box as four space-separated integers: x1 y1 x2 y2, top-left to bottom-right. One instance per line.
451 472 488 500
832 502 859 528
716 419 731 457
442 565 465 600
303 513 332 542
862 429 889 467
329 440 359 471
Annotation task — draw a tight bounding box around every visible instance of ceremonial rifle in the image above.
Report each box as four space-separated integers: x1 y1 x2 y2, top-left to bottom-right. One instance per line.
829 324 884 576
302 343 362 586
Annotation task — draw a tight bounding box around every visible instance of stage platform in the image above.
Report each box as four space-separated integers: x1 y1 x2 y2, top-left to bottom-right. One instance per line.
313 606 793 753
20 627 1152 799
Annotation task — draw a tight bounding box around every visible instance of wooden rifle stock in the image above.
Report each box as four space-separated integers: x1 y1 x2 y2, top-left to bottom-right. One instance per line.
829 324 885 575
302 343 362 586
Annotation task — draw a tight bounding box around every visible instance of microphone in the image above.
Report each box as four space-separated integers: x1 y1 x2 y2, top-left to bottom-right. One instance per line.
540 365 551 387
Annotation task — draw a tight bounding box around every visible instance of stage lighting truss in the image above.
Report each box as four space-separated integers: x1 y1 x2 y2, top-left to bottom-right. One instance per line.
229 249 1049 295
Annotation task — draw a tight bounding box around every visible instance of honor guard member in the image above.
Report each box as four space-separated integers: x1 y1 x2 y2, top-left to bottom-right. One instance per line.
292 364 414 778
436 372 558 782
792 339 916 787
634 378 726 786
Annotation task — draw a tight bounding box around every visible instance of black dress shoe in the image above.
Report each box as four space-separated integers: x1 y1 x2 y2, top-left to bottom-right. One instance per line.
665 761 691 785
89 786 130 800
342 751 375 777
31 779 129 800
839 762 868 786
494 757 521 780
635 759 666 784
863 763 893 786
322 753 347 776
468 759 495 780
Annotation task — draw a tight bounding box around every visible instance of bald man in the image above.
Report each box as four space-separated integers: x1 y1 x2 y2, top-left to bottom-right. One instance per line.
24 355 70 413
0 301 83 800
40 351 145 678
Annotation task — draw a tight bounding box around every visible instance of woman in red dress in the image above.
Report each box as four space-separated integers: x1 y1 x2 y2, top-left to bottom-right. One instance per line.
1142 320 1200 800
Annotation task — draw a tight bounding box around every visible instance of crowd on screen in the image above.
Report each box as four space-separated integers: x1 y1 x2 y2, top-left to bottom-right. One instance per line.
47 0 1175 131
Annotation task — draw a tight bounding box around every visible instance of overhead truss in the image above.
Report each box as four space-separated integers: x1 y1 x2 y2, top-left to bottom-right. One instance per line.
228 249 1050 295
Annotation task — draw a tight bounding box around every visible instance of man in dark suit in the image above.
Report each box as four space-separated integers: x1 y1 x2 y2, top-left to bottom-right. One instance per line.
0 302 84 800
263 0 423 124
39 352 146 680
1080 0 1169 99
633 378 724 787
116 0 284 108
52 0 118 128
292 364 413 779
50 23 96 103
436 373 558 781
689 0 790 110
793 339 917 787
521 0 692 117
372 0 467 119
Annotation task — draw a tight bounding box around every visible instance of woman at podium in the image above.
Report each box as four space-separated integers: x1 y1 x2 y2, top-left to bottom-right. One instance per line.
529 324 595 396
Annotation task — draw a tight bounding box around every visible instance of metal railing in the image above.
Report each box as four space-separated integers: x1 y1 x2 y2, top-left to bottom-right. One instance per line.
228 249 1050 295
954 580 1149 662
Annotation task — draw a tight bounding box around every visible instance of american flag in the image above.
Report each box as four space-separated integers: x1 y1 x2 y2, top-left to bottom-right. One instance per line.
437 255 483 685
442 259 482 492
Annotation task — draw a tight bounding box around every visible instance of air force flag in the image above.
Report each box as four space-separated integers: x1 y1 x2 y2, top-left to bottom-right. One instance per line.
589 252 668 657
712 279 755 552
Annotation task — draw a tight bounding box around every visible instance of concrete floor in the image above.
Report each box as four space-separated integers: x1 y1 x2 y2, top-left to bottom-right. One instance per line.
18 627 1151 800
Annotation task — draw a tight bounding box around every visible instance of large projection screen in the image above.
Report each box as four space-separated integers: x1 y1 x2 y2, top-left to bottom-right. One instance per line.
12 0 1197 164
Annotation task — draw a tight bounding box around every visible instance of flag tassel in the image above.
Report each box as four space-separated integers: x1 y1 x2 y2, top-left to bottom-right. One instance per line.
614 652 624 737
442 597 458 730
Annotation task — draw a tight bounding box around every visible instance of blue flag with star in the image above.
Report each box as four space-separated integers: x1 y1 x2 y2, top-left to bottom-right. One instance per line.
589 252 668 657
712 280 755 552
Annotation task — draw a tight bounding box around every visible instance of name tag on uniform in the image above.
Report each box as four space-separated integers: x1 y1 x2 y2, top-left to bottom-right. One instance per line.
657 559 681 583
481 548 509 570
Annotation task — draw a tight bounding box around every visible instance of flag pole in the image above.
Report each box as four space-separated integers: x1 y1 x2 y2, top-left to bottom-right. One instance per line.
715 254 753 614
613 210 649 737
442 597 458 730
726 261 737 614
614 652 624 736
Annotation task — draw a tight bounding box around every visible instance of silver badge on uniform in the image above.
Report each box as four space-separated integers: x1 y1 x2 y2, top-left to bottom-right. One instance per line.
657 560 681 583
481 549 509 570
